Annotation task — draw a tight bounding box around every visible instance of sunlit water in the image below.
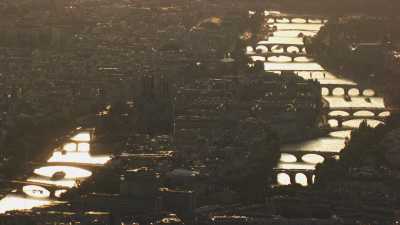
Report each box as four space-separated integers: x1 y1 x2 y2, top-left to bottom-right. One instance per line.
48 151 111 165
272 30 318 38
267 14 388 186
264 62 324 71
0 130 111 213
0 195 55 214
34 166 92 179
258 37 304 45
271 23 323 31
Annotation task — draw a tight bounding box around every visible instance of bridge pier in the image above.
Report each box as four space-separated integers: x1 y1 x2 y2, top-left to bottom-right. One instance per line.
344 87 350 96
306 173 314 186
299 46 306 53
49 190 57 199
289 173 296 185
325 88 332 96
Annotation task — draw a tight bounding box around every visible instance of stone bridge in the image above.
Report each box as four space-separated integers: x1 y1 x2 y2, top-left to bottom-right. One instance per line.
267 16 328 24
31 161 103 171
327 114 388 127
8 180 68 199
320 83 377 97
280 151 339 163
272 168 316 186
325 107 392 117
256 43 306 53
251 52 314 62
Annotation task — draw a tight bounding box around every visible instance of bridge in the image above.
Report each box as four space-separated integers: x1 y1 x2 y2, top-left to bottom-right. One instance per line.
30 161 104 171
272 168 316 186
327 114 388 127
325 107 392 117
320 83 378 97
7 180 69 199
256 43 306 53
280 150 339 163
250 52 314 62
266 15 328 24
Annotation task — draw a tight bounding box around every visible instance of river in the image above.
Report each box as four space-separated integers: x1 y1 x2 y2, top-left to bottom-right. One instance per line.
247 11 389 186
0 129 111 213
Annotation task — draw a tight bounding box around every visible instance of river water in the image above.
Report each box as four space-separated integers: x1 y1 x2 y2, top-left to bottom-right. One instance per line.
0 129 111 213
247 11 389 186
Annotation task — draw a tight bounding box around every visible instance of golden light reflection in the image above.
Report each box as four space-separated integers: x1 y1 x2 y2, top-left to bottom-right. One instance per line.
329 130 352 139
277 173 291 185
302 154 325 164
54 190 68 198
379 111 391 117
63 143 77 152
291 18 306 23
34 166 92 179
0 195 53 214
48 151 111 165
343 119 384 128
71 132 91 142
295 173 308 186
77 143 90 152
279 153 297 163
22 185 50 199
27 177 77 188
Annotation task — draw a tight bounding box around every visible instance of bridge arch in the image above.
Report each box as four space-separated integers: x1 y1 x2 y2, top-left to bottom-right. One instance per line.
295 173 308 186
302 154 325 164
287 46 300 53
320 85 379 97
362 89 375 97
353 110 375 117
321 87 329 96
255 45 268 54
329 110 350 116
348 88 360 96
277 172 291 185
332 87 345 96
379 111 391 117
280 153 297 163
